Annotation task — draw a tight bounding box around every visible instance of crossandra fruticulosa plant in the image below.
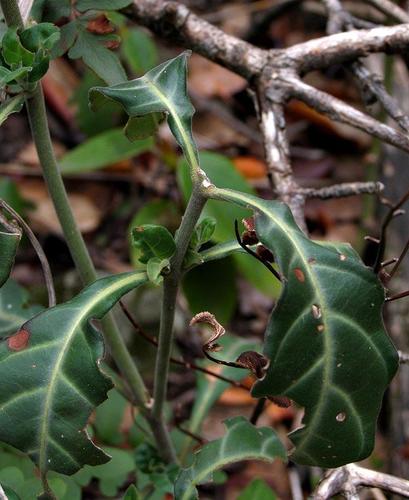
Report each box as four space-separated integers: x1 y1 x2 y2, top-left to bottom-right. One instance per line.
0 6 400 498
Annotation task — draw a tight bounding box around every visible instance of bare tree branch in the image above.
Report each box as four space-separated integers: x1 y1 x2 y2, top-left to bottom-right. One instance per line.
365 0 409 24
286 76 409 152
285 24 409 73
130 0 267 79
298 181 384 199
314 463 409 499
323 0 409 132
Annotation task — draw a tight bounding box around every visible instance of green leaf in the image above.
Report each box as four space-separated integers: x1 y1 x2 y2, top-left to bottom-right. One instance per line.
94 388 127 446
179 335 259 460
71 70 123 136
125 113 165 141
182 257 237 324
51 21 77 58
89 52 199 168
0 179 27 215
175 417 286 500
190 217 216 250
74 447 135 497
30 0 72 22
0 271 147 476
20 23 60 53
0 279 43 339
1 27 34 67
132 224 176 264
128 199 180 268
0 219 21 288
0 66 31 86
121 27 158 75
123 484 139 500
0 94 25 126
68 28 126 85
147 257 169 285
76 0 133 11
59 128 152 173
237 479 277 500
217 189 399 467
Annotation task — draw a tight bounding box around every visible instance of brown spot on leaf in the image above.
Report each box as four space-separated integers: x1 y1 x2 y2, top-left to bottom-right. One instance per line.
317 324 325 332
294 268 305 282
308 257 317 265
8 329 30 351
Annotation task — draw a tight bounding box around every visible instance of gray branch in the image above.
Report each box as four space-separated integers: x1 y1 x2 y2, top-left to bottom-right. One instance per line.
314 463 409 499
299 181 384 199
286 76 409 153
365 0 409 24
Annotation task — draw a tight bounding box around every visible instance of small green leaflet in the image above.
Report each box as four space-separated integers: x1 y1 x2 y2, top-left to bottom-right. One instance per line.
174 417 286 500
0 218 21 288
89 52 199 169
0 95 25 126
0 280 43 339
132 224 176 264
212 188 398 467
0 271 147 477
68 27 126 86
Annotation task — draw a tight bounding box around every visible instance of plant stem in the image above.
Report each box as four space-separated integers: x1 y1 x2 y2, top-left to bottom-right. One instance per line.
152 186 206 422
0 0 177 458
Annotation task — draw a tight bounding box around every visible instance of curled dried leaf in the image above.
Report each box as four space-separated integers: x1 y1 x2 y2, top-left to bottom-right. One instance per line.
235 351 270 379
190 311 225 352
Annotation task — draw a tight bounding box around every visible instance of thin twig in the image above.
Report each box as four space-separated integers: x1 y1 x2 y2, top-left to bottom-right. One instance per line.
365 0 409 24
373 187 409 273
387 237 409 281
119 301 249 389
176 423 207 445
0 199 56 307
385 289 409 302
323 0 409 132
250 397 266 425
298 181 384 199
286 77 409 153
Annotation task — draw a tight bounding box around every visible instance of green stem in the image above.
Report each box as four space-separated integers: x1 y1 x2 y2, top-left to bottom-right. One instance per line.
1 0 177 464
152 186 206 423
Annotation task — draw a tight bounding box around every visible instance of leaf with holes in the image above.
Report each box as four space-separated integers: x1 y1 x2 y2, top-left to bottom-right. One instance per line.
89 52 199 169
175 416 286 500
0 219 21 288
0 271 147 477
211 189 398 467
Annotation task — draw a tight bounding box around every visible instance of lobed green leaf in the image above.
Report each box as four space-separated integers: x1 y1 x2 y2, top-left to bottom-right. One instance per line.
132 224 176 264
175 417 286 500
89 52 199 168
0 271 147 477
215 189 399 467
